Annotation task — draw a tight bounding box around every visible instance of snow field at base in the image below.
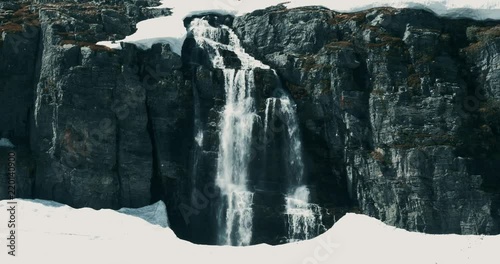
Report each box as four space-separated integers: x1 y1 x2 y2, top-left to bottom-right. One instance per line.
0 199 499 264
97 0 500 55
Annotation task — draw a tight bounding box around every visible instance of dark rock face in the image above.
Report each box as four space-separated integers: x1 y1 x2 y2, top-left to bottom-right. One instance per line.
1 0 500 245
0 0 185 210
26 2 173 209
233 6 500 235
144 43 194 240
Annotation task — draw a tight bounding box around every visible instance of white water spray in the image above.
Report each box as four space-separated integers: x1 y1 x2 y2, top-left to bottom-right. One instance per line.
285 186 325 242
189 18 268 246
190 17 324 244
216 69 256 246
264 94 325 242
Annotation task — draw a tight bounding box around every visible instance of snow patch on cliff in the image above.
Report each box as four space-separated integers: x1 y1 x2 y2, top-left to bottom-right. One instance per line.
97 0 500 55
118 200 169 227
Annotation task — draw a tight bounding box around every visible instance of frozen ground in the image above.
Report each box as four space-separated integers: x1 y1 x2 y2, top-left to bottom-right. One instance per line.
0 199 498 264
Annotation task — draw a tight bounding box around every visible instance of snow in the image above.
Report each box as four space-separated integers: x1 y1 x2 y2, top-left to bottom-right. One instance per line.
97 0 500 55
1 199 499 264
0 138 15 148
118 200 169 227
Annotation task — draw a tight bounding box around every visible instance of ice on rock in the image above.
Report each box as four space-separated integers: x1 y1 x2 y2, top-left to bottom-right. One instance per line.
118 200 169 228
97 0 500 55
0 138 15 148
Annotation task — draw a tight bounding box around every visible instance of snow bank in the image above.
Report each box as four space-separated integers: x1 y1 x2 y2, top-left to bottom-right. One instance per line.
1 199 499 264
97 0 500 55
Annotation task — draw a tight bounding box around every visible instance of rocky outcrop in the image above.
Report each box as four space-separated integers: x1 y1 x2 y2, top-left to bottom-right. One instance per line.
233 6 500 235
1 1 499 245
0 0 187 210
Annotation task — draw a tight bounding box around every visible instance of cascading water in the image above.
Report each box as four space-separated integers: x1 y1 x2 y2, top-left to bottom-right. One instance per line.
189 16 325 245
285 186 326 242
216 69 256 246
264 93 326 242
188 18 268 246
267 95 304 185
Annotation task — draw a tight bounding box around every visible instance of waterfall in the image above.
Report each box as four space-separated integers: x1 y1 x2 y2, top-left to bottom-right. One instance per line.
285 186 325 242
263 98 275 137
189 16 325 245
264 92 326 242
188 18 268 246
216 69 256 246
272 95 304 185
191 83 203 203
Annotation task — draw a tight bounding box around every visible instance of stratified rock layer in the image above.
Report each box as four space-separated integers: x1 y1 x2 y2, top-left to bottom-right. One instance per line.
233 5 500 235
